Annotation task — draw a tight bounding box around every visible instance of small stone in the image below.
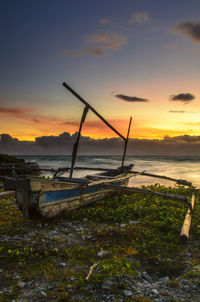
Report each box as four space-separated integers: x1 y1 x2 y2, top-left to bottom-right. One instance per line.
129 220 139 224
97 250 109 258
40 291 47 297
123 290 133 297
101 279 114 290
151 289 159 295
141 271 153 283
157 276 169 284
193 265 200 271
59 262 66 267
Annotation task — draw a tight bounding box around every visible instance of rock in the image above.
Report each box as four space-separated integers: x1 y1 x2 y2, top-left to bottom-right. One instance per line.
123 290 133 297
141 271 153 283
101 279 114 290
193 265 200 271
129 220 140 224
157 276 169 284
151 289 159 295
59 262 66 267
40 291 47 297
97 250 109 258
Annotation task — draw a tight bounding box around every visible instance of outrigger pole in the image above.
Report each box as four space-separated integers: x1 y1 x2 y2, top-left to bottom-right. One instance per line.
63 82 132 176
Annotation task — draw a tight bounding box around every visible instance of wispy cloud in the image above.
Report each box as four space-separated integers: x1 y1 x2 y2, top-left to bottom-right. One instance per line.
170 93 195 104
61 47 105 57
87 32 128 50
115 94 149 103
100 19 111 25
172 21 200 43
169 110 196 113
129 12 150 24
62 119 129 130
61 32 128 57
0 107 35 114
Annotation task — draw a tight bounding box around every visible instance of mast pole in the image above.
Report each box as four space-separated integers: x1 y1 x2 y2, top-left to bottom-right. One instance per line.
121 117 132 166
63 82 126 141
69 106 89 179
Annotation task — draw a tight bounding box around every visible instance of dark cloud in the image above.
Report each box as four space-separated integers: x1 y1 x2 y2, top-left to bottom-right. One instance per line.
172 21 200 42
170 93 195 103
0 107 34 114
115 94 149 103
165 135 200 143
2 132 200 156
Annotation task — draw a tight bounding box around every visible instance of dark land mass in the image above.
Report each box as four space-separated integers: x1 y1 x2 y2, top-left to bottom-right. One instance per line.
1 133 200 156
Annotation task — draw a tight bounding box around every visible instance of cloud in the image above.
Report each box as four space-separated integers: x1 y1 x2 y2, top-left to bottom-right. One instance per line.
185 122 200 126
87 32 128 50
172 21 200 43
169 110 195 113
61 47 105 57
166 135 200 143
129 12 150 24
62 32 128 57
0 107 34 114
115 94 149 103
100 19 110 25
170 93 195 104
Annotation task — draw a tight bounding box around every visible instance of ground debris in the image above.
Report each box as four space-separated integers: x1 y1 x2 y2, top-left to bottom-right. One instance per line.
0 184 200 301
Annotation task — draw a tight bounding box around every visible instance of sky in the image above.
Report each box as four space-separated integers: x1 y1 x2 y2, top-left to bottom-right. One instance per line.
1 0 200 141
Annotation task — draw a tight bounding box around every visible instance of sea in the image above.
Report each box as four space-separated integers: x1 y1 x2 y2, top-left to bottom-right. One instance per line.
15 155 200 188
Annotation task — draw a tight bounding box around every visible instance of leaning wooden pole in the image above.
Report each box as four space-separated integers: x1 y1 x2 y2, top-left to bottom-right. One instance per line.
63 82 126 141
122 117 132 167
180 194 195 243
69 106 89 178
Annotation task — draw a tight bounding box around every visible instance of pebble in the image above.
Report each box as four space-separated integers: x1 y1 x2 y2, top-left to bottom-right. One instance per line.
97 250 109 258
141 271 153 283
101 279 114 290
151 289 159 295
123 290 133 297
40 291 47 297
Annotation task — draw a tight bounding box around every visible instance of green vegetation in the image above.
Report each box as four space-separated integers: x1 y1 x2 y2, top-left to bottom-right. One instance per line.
0 154 24 164
0 184 199 301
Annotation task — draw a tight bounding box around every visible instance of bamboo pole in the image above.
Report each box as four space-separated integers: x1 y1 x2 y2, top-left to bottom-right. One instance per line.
63 82 126 141
180 194 195 243
122 117 132 167
0 166 192 187
0 190 15 197
102 183 191 207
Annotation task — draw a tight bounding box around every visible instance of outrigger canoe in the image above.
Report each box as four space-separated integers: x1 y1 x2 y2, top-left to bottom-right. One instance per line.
3 164 133 218
0 82 194 228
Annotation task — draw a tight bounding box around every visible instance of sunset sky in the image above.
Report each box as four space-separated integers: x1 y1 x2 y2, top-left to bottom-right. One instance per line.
1 0 200 141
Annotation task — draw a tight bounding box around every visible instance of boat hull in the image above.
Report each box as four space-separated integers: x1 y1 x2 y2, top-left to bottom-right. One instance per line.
6 165 133 219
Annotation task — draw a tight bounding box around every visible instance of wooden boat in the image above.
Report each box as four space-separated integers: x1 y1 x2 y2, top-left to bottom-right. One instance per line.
1 82 193 223
3 164 133 218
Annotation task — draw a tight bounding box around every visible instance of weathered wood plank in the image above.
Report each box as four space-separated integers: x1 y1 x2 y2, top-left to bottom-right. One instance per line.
0 190 15 197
